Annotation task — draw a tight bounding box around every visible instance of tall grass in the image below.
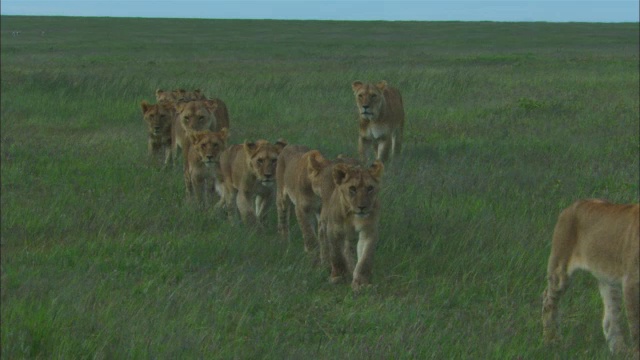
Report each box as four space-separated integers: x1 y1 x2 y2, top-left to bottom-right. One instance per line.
1 16 639 358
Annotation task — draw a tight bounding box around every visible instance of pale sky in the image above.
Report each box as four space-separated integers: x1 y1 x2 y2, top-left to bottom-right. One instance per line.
1 1 638 22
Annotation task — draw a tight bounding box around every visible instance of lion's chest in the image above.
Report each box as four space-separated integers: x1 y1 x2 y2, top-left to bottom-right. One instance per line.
362 121 390 140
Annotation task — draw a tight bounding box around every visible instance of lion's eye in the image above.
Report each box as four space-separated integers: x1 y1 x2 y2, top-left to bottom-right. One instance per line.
212 143 218 148
366 185 374 193
198 116 205 122
271 159 277 165
370 94 377 99
349 186 357 195
257 159 264 165
358 94 363 98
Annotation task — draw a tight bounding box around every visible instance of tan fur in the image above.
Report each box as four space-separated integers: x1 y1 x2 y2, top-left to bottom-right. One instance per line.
542 199 639 356
141 100 175 166
172 99 231 164
156 88 206 103
352 80 405 163
320 160 384 291
184 129 228 207
220 139 287 226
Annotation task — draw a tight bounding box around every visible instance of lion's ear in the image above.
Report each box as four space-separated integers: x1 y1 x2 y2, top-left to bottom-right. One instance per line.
155 89 165 97
274 139 287 153
193 89 204 99
376 80 388 91
352 81 364 92
243 140 258 156
219 127 229 140
204 99 218 112
189 132 203 145
307 150 325 175
141 100 151 114
332 163 351 185
369 160 384 181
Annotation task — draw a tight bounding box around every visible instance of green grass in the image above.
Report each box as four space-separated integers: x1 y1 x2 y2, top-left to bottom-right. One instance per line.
1 16 639 358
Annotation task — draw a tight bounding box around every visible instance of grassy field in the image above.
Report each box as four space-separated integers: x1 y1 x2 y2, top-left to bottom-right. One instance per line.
1 15 638 359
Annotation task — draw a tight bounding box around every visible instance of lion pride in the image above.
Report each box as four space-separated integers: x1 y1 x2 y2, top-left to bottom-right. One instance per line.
542 199 639 356
352 80 404 163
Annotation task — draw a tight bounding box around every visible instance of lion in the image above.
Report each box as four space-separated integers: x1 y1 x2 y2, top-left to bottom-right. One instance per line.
184 128 228 207
172 99 230 164
320 160 384 291
219 139 287 226
140 100 175 166
542 199 639 356
352 80 405 163
276 147 359 264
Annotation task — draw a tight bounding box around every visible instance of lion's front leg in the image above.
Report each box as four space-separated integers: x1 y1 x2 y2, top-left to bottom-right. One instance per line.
352 229 377 291
327 227 349 284
237 190 257 225
192 176 206 207
358 136 373 163
375 137 391 163
255 191 273 226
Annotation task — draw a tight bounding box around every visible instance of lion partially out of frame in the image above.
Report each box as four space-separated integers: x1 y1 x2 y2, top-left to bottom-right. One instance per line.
542 199 639 357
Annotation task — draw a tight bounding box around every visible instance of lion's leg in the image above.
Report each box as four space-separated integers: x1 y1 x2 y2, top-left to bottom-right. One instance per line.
359 136 373 163
276 191 290 240
542 269 569 344
225 187 237 222
376 137 391 163
255 192 272 226
163 145 173 167
295 204 317 254
192 177 206 207
623 276 640 353
352 230 377 291
328 229 348 284
184 170 194 201
237 191 256 225
598 281 626 354
317 215 329 266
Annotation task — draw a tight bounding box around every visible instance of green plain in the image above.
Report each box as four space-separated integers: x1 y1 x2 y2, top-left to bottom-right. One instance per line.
1 16 638 359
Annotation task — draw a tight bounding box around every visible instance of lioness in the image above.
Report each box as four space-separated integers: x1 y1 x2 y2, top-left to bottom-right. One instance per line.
220 139 287 226
184 129 228 207
141 100 175 166
542 199 639 356
352 80 405 163
321 160 384 291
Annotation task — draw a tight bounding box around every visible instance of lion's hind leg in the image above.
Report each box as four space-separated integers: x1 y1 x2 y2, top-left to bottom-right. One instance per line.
598 280 626 354
623 275 640 354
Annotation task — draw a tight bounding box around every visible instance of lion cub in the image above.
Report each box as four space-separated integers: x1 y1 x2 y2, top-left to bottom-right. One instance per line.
352 80 405 163
542 199 639 356
321 160 384 291
220 139 287 226
141 100 175 166
184 129 228 207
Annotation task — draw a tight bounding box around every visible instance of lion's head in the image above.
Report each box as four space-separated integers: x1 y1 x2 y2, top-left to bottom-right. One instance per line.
175 100 218 133
189 128 228 167
352 80 388 121
244 139 288 185
141 100 174 136
332 160 384 218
